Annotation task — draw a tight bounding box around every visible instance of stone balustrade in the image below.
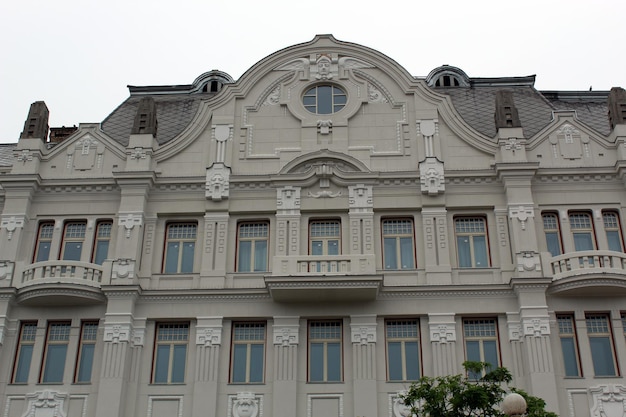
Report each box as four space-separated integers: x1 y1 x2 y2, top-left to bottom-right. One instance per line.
547 250 626 281
272 254 376 276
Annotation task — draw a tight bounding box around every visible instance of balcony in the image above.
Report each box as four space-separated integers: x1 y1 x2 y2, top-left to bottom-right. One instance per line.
266 254 382 302
13 260 108 305
545 250 626 295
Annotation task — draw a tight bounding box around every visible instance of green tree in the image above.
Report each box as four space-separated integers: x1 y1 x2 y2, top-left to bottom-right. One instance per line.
402 361 558 417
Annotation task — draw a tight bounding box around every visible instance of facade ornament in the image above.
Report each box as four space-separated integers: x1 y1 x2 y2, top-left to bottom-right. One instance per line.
212 124 232 163
317 119 332 135
22 390 68 417
516 251 541 272
103 323 131 343
131 327 145 347
589 384 626 417
507 321 522 341
504 137 523 153
367 83 387 103
130 147 147 160
206 163 231 201
1 215 25 240
429 323 456 343
393 391 415 417
0 261 14 281
314 54 334 80
273 326 299 346
418 120 438 157
276 186 301 213
196 327 222 347
522 317 550 337
263 86 280 106
111 258 136 279
509 205 534 230
308 190 342 199
118 212 143 238
348 184 373 210
419 158 445 195
350 324 377 345
231 392 260 417
16 149 34 164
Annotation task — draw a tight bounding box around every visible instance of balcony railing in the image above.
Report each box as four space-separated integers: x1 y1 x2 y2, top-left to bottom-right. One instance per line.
272 254 376 276
20 260 104 289
548 250 626 281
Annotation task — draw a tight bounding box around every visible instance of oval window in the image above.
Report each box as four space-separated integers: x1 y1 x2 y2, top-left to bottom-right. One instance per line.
303 85 347 114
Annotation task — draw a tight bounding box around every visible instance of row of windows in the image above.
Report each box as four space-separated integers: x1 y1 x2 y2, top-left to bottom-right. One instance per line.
34 220 112 265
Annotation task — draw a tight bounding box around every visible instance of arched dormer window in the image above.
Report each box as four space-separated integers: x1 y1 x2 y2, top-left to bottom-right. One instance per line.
425 65 470 88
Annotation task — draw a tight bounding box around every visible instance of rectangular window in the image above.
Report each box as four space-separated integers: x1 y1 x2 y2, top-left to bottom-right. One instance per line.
455 217 489 268
163 223 197 273
237 222 269 272
386 320 420 381
310 220 341 256
542 213 562 256
382 219 415 270
61 221 86 261
41 321 71 383
34 222 54 262
75 321 98 383
603 212 623 252
622 312 626 341
586 314 618 376
153 323 188 383
309 320 342 382
569 212 595 251
12 322 37 383
92 221 112 265
557 315 581 377
231 323 266 383
463 318 499 379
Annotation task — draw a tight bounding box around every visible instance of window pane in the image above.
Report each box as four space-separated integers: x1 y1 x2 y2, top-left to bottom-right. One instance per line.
63 242 83 261
560 338 579 377
328 240 339 255
457 236 472 267
154 345 170 383
36 242 51 262
384 238 397 269
249 343 265 382
254 240 267 272
14 345 33 383
483 340 498 370
473 236 488 267
42 344 68 382
93 240 109 265
405 341 420 380
181 242 195 273
238 241 252 272
400 237 414 269
573 233 594 251
606 231 622 252
310 343 324 381
76 344 95 382
387 342 402 380
311 241 323 256
327 342 341 381
164 242 179 273
232 344 247 383
465 340 481 379
590 337 616 376
171 344 187 383
317 86 332 114
546 232 562 256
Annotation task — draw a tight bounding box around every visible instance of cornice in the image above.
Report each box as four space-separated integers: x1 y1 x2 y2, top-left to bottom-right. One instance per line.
378 284 515 298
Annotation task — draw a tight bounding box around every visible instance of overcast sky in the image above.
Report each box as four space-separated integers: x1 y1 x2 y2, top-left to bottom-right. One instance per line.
1 0 625 143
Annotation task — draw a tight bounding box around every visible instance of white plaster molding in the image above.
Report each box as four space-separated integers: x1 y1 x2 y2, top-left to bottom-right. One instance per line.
307 394 343 417
129 147 147 160
522 317 550 337
350 323 377 345
276 186 301 213
516 251 541 272
317 119 332 135
229 392 262 417
419 158 445 195
206 163 231 201
308 190 342 198
103 323 131 343
273 323 299 346
131 327 145 347
118 212 143 238
16 149 34 164
429 323 456 343
503 137 523 153
0 215 25 240
390 391 416 417
348 184 373 210
589 384 626 417
212 124 232 163
507 321 522 341
20 390 68 417
368 83 388 103
508 205 534 230
111 258 136 279
0 261 14 281
196 326 222 347
147 395 183 417
263 86 280 105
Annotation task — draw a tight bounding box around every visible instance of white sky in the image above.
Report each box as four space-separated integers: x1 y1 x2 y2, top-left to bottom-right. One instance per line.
1 0 625 143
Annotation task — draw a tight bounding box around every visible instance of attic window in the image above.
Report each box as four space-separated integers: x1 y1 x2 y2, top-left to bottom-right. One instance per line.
435 75 460 87
202 80 221 93
303 85 347 114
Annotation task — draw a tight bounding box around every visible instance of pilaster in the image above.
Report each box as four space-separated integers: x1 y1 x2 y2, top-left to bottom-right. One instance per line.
272 316 299 417
348 184 374 255
276 186 301 257
422 208 451 283
0 178 39 261
193 316 223 417
201 213 229 280
350 315 377 417
428 313 458 376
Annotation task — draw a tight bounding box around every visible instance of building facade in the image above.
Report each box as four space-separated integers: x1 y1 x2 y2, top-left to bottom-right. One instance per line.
1 35 626 417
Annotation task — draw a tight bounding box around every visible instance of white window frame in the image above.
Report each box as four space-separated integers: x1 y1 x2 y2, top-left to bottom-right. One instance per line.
382 219 416 270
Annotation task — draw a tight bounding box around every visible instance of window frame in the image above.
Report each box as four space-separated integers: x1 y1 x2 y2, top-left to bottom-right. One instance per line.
92 220 112 265
12 321 38 383
236 221 270 272
308 320 343 383
309 219 341 256
163 222 197 273
152 322 189 384
602 211 624 252
302 84 347 114
556 314 582 377
382 218 416 270
585 313 619 377
60 221 87 261
34 221 54 262
385 319 421 381
454 216 490 268
230 322 266 384
569 212 597 251
40 321 71 383
463 318 500 379
542 212 563 257
74 321 98 383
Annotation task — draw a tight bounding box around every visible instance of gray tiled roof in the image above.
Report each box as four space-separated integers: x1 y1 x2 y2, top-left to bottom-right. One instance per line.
0 143 16 167
101 94 212 146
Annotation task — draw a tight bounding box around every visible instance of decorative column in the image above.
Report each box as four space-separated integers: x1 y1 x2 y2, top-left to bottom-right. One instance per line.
350 315 377 417
506 312 525 381
192 317 223 417
348 184 374 256
272 316 299 417
201 213 229 281
274 186 301 274
428 313 458 376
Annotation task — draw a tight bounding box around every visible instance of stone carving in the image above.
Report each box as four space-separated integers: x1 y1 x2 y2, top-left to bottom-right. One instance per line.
314 54 334 80
429 323 456 343
367 83 387 103
206 163 231 201
589 384 626 417
507 321 522 341
72 135 104 170
351 324 376 345
263 86 280 106
111 258 135 279
419 120 437 157
131 327 145 347
276 186 301 212
273 324 299 346
317 119 332 135
196 326 222 346
16 149 34 164
509 205 534 230
504 137 523 153
419 158 445 195
348 184 373 209
516 251 541 272
308 190 342 198
212 124 232 163
522 317 550 337
21 390 67 417
0 261 13 281
118 213 143 238
232 392 260 417
1 215 25 240
103 323 131 343
393 392 415 417
130 147 147 160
